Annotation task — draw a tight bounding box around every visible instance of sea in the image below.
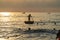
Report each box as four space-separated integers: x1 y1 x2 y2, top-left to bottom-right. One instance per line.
0 12 60 40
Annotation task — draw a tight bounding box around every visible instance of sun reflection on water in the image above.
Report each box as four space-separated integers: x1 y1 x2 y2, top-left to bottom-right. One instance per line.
0 38 8 40
0 12 11 22
0 12 10 16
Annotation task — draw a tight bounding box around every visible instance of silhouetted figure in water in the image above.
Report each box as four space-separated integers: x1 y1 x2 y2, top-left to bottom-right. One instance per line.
37 23 38 25
24 14 34 24
53 28 56 30
56 30 60 40
28 28 31 31
54 22 56 25
18 28 21 30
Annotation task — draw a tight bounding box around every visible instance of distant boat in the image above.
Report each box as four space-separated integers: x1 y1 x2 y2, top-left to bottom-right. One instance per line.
24 14 34 24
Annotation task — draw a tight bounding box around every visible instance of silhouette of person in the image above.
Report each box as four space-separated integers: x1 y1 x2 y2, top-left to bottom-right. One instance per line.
56 30 60 40
28 28 31 31
53 28 56 30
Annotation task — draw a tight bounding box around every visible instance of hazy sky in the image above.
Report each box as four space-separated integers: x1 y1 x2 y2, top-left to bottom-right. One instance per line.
0 0 60 12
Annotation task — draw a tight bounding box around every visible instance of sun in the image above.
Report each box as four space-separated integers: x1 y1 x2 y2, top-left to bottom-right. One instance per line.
0 12 10 16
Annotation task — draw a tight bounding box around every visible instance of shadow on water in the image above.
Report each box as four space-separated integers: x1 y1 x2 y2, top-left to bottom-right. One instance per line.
0 27 58 39
22 28 58 38
23 29 58 34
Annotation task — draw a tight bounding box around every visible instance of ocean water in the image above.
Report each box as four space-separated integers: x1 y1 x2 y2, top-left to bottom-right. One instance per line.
0 12 60 40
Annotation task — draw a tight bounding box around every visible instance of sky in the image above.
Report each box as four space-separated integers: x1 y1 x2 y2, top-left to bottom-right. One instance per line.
0 0 60 12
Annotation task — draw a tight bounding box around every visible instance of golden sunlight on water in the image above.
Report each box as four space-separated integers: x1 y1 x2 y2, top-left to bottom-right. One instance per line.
0 12 11 22
0 12 60 29
0 38 16 40
0 12 10 16
0 12 59 40
0 38 7 40
0 12 26 28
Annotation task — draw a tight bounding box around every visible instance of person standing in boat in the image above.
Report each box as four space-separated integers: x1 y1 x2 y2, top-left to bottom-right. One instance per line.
56 30 60 40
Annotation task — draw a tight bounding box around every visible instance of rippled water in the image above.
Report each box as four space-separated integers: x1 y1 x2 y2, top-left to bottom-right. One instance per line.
0 27 57 40
0 12 60 40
